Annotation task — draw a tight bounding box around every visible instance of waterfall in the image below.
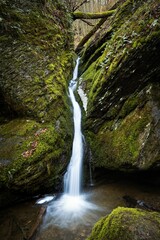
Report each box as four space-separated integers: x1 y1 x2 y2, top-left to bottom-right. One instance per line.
64 57 83 196
37 57 99 229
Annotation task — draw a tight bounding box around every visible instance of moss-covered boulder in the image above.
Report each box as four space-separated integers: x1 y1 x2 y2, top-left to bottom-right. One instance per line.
80 0 160 171
0 0 74 195
0 119 72 194
87 207 160 240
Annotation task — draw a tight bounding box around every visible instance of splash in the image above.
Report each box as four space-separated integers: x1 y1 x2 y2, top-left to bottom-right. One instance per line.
42 193 100 229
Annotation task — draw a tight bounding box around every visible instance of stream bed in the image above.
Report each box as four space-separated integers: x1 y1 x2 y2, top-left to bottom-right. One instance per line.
1 174 160 240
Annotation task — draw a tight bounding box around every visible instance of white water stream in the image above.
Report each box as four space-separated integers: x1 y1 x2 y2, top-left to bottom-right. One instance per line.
64 58 83 197
38 58 98 230
64 57 83 196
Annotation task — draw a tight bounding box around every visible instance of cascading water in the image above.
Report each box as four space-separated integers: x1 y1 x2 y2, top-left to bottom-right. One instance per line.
38 57 99 230
64 57 83 196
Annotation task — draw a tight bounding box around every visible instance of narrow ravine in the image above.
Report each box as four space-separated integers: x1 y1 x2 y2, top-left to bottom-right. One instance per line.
35 58 99 235
1 0 160 240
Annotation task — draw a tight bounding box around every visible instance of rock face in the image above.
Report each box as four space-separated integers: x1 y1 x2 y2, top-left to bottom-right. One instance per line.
80 0 160 171
0 0 74 195
87 207 160 240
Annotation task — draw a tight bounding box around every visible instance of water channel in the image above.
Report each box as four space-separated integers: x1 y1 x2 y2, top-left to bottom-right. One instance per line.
0 59 160 240
1 173 160 240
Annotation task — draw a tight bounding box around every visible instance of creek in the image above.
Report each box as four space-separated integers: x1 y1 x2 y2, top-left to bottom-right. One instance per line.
0 59 160 240
1 174 160 240
36 175 160 240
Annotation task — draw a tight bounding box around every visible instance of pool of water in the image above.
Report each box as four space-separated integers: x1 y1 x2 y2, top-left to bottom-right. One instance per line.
1 175 160 240
35 175 160 240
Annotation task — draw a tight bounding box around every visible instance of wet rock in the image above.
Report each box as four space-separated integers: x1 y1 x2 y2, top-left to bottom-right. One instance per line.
0 201 44 240
123 195 160 212
0 0 74 197
87 207 160 240
80 0 160 171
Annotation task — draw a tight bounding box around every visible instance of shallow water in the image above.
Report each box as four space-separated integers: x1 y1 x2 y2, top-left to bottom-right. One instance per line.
1 176 160 240
35 176 160 240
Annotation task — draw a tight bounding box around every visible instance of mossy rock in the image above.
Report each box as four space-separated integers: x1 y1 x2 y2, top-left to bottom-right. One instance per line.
86 84 160 171
0 0 74 121
0 0 75 196
80 0 160 171
87 207 160 240
0 118 72 194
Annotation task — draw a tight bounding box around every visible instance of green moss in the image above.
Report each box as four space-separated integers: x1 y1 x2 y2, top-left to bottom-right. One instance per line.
119 93 139 118
0 0 75 194
48 63 55 71
87 102 151 170
0 119 37 136
113 109 150 161
0 117 71 193
80 0 160 171
87 207 160 240
80 41 107 74
82 0 160 108
0 0 74 121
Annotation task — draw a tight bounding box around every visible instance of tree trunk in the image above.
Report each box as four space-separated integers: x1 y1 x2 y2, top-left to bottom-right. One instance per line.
72 9 116 20
75 10 115 53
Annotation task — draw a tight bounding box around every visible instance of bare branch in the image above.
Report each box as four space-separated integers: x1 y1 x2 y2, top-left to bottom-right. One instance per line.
81 19 95 26
73 0 90 12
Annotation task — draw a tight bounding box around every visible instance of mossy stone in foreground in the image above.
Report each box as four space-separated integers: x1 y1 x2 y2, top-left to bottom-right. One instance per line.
87 207 160 240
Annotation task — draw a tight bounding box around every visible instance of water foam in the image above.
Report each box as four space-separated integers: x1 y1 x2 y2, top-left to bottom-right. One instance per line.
42 193 100 229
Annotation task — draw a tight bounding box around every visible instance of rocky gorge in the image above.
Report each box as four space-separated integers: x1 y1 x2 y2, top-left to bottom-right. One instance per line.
0 0 160 239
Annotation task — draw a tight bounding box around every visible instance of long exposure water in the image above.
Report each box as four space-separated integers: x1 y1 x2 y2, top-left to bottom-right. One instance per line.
64 57 83 196
1 173 160 240
2 58 158 240
36 58 100 234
